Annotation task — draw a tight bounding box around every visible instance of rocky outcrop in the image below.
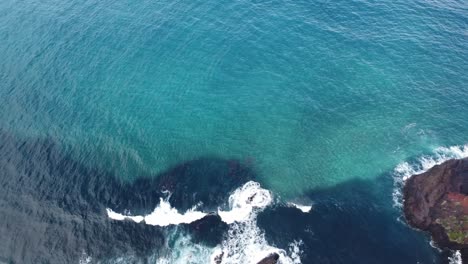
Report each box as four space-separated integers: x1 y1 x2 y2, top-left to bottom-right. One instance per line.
403 158 468 262
257 253 279 264
186 213 228 246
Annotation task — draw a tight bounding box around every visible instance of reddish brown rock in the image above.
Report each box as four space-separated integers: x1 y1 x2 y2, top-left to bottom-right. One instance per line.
403 158 468 262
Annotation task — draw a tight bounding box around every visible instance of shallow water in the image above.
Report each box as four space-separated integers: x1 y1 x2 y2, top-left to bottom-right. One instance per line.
0 0 467 263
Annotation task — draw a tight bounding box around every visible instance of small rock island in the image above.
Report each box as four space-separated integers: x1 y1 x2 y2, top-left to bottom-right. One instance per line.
403 158 468 262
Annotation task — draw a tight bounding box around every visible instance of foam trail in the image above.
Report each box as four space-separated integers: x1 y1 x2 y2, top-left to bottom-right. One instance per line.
155 232 213 264
392 144 468 208
448 251 462 264
107 198 207 227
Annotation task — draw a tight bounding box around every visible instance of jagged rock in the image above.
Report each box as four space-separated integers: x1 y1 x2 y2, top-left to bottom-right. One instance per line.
257 252 279 264
186 213 228 246
403 158 468 258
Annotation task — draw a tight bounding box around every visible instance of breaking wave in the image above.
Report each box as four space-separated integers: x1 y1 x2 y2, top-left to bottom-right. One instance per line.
106 181 305 263
392 144 468 208
287 202 312 213
214 181 301 264
107 198 206 226
217 181 273 224
448 250 462 264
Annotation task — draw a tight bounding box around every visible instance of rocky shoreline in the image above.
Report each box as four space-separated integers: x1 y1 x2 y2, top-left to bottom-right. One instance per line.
403 158 468 262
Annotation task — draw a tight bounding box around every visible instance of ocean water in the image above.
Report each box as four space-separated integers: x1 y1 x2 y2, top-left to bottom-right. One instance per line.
0 0 467 263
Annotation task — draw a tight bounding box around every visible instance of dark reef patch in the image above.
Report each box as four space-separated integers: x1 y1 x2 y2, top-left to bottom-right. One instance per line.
185 213 229 247
0 130 254 263
257 175 446 264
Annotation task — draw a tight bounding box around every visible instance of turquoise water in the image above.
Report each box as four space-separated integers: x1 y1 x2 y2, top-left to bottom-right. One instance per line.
0 0 467 262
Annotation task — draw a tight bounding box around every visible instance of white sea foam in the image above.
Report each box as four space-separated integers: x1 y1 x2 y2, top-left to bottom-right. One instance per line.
79 251 92 264
106 181 271 226
106 198 207 227
392 144 468 264
154 232 213 264
392 144 468 208
287 202 312 213
106 181 304 263
448 250 462 264
288 240 304 264
218 181 273 224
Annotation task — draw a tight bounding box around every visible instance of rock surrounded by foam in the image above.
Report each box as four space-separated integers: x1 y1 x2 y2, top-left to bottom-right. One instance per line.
0 131 265 263
403 158 468 261
107 198 208 226
218 181 273 224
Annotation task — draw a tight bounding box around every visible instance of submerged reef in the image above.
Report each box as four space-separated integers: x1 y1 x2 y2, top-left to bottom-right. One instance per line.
404 158 468 261
0 130 254 263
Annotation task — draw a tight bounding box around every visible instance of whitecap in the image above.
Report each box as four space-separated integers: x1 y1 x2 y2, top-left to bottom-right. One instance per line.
287 202 312 213
143 199 207 226
106 209 145 223
448 250 462 264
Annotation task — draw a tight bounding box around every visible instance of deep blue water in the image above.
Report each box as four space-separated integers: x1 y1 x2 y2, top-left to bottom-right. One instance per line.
0 0 467 263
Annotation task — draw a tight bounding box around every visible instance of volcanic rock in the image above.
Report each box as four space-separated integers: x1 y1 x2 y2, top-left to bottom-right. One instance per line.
403 158 468 262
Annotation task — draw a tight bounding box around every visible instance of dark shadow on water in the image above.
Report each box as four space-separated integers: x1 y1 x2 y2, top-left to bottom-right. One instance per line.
0 130 254 263
257 173 450 264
